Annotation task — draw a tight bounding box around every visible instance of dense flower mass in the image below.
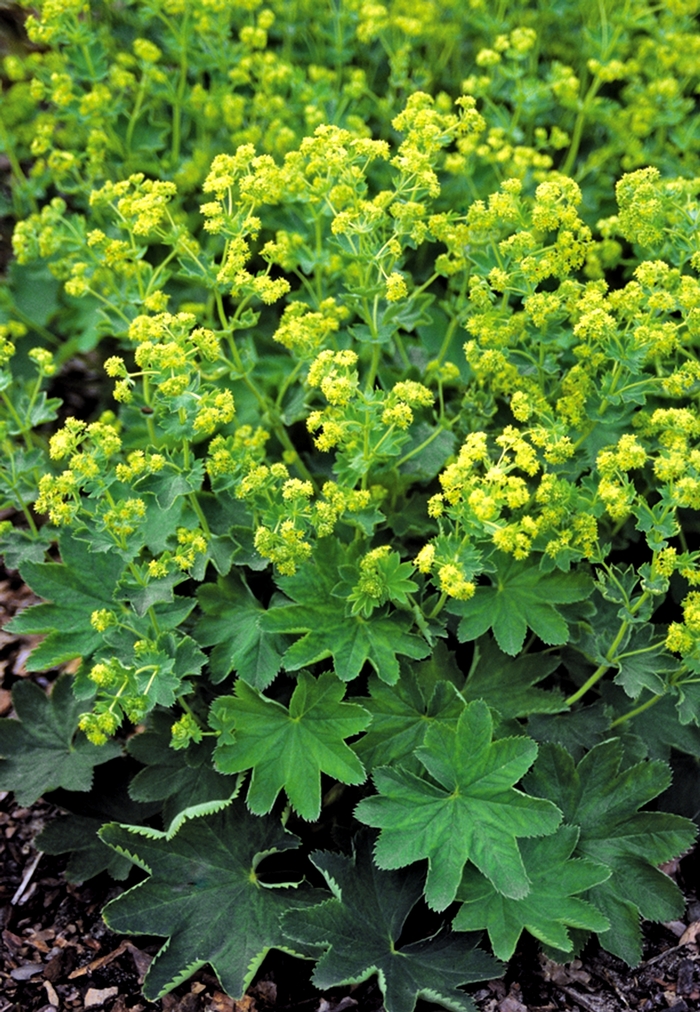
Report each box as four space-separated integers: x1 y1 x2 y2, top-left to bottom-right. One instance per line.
1 0 700 1004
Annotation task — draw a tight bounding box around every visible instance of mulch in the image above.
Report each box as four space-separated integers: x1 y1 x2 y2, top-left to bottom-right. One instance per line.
1 565 700 1012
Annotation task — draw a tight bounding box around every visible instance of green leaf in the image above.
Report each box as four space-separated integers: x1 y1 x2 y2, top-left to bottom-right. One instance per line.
116 572 184 618
282 835 502 1012
211 671 370 821
39 812 133 882
8 260 60 328
612 625 678 699
0 525 54 570
195 573 288 688
355 701 561 910
277 608 430 683
450 556 593 656
524 740 697 965
398 423 456 482
262 549 429 683
37 761 161 882
6 531 125 668
453 826 611 960
0 677 120 806
138 457 205 509
101 805 323 1000
527 701 612 761
462 638 567 719
345 550 418 618
352 670 466 772
127 712 240 835
623 692 700 760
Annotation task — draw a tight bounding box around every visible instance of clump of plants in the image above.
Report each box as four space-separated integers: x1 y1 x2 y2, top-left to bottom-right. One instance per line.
1 1 700 1009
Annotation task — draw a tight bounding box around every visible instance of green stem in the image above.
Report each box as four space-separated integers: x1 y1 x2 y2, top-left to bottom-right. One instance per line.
365 341 381 393
428 591 448 620
15 491 39 535
188 491 211 537
1 391 33 451
171 20 190 165
0 116 37 215
147 606 162 637
176 694 204 727
610 693 662 728
275 360 304 409
565 591 650 705
125 76 149 155
564 621 629 706
396 425 447 468
560 75 601 177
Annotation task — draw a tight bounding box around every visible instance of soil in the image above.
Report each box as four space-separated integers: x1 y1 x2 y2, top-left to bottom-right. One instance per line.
1 565 700 1012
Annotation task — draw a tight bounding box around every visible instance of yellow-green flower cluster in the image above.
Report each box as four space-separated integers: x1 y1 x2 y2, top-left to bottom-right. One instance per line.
147 527 209 578
635 407 700 508
412 536 478 602
225 443 371 572
206 425 271 483
596 435 648 521
122 311 233 436
307 349 359 415
90 174 177 237
0 322 28 369
666 591 700 663
426 425 601 566
35 415 123 523
271 299 347 359
253 520 312 576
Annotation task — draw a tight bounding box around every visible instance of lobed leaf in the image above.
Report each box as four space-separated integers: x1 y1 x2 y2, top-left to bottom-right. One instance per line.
262 552 430 682
524 740 697 964
0 676 121 806
450 556 593 656
453 826 611 960
211 671 370 821
128 711 240 836
6 532 125 668
101 804 325 1000
282 835 501 1012
355 700 561 910
195 572 289 689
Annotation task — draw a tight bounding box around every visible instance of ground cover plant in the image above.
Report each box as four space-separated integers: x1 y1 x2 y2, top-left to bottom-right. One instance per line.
1 0 700 1009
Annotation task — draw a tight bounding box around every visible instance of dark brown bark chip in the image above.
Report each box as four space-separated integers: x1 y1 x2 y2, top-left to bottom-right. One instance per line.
676 957 695 994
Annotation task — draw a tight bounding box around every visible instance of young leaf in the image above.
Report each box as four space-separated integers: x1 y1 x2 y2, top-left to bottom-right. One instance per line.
265 606 429 683
195 572 289 689
101 805 324 1000
352 671 466 772
282 835 501 1012
355 700 561 910
261 552 429 682
6 531 125 668
449 556 593 656
462 637 566 718
127 712 240 836
0 677 121 805
524 740 697 965
210 671 370 821
453 826 611 960
612 625 679 699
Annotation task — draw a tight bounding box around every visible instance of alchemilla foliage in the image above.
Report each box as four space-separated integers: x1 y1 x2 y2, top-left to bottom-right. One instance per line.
1 0 700 1006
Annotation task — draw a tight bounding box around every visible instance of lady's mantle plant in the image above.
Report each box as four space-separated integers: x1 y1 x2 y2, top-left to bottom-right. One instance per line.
1 1 700 1009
